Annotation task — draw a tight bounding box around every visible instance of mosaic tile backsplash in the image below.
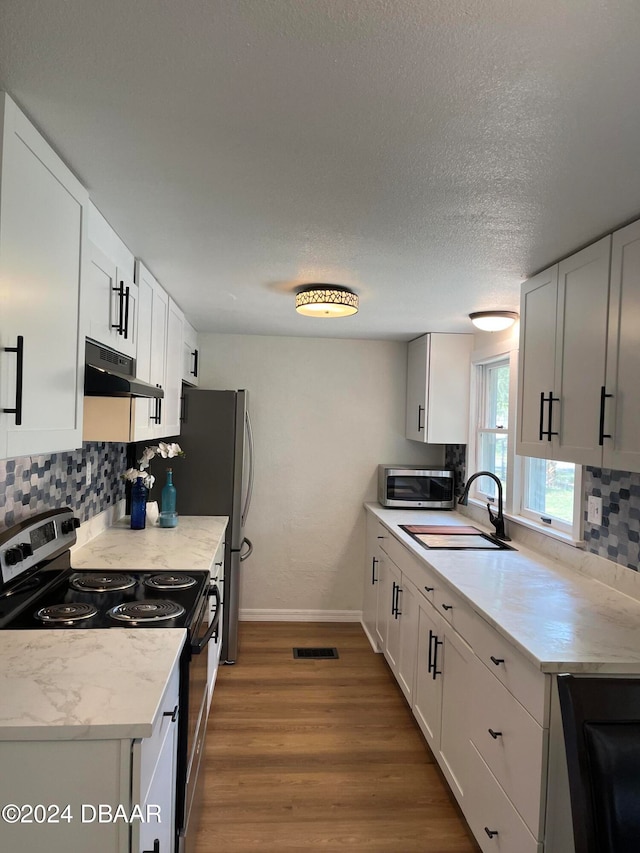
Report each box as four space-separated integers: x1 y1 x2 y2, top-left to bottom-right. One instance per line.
445 444 466 497
0 443 128 533
583 467 640 571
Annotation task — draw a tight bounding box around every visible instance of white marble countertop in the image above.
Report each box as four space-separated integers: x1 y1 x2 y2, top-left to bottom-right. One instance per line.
0 629 185 740
72 515 228 572
366 503 640 674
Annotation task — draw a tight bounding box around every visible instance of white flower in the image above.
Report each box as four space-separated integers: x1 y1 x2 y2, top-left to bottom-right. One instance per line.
122 444 184 491
156 442 184 459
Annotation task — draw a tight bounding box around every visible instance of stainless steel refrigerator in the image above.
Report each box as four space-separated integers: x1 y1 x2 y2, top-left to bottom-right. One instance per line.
157 388 254 663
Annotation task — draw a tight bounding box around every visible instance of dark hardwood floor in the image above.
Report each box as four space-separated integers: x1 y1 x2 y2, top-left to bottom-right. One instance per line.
195 621 480 852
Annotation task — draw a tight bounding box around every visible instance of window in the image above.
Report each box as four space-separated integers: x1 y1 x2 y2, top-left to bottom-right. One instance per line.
471 347 582 541
475 358 509 500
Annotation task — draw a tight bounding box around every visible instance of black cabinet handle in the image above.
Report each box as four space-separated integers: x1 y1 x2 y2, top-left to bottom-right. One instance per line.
432 634 442 679
391 581 397 616
538 391 546 441
123 285 131 340
142 841 160 853
150 386 163 423
599 385 613 445
112 282 125 334
418 404 424 432
484 827 499 839
371 556 378 584
427 629 435 674
488 728 502 739
547 391 559 440
395 585 402 618
3 335 24 425
490 655 505 666
191 348 199 377
441 603 453 611
163 704 178 723
424 586 434 592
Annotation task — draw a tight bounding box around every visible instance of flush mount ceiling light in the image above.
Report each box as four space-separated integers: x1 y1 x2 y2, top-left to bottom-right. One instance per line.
469 311 519 332
295 285 359 318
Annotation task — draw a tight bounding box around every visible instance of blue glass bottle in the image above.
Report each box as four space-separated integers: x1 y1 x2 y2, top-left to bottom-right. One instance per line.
161 468 177 514
130 476 148 530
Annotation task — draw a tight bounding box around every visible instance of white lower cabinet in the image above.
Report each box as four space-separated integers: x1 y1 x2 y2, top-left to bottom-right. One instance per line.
362 511 562 853
362 513 382 649
0 660 180 853
207 538 225 709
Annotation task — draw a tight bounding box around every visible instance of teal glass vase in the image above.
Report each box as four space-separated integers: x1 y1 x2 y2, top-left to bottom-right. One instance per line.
161 468 177 515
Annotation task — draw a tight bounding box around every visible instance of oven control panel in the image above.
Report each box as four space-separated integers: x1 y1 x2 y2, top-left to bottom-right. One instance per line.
0 509 80 587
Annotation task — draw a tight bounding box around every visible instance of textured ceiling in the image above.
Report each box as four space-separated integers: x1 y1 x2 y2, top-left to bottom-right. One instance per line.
1 1 640 339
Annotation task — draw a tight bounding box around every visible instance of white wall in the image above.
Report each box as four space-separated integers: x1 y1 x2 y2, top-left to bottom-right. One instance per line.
198 333 444 618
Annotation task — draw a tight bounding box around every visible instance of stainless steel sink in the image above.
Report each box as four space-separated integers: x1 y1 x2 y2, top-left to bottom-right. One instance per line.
400 525 516 551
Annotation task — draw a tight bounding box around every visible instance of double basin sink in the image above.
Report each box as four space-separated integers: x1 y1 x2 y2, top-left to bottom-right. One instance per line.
400 524 516 552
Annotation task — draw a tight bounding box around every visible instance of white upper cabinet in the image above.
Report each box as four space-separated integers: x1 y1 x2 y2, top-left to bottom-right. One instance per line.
134 260 169 441
603 219 640 472
84 203 137 358
405 333 474 444
0 92 87 459
517 237 612 465
517 231 640 471
182 318 199 386
163 297 184 437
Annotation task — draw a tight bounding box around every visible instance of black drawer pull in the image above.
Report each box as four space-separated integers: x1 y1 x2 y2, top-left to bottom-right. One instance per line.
3 335 24 425
484 827 499 839
142 841 160 853
424 586 434 592
490 655 505 666
441 603 453 611
488 728 502 739
163 704 178 722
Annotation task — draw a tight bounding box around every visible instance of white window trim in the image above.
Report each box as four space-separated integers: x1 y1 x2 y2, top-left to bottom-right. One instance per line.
467 337 584 545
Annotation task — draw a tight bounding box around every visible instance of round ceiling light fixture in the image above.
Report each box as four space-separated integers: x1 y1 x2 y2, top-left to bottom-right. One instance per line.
469 311 519 332
295 285 359 318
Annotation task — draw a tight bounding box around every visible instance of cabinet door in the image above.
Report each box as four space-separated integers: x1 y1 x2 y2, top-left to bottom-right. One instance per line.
438 623 474 805
517 265 558 459
413 594 445 753
553 237 611 465
604 220 640 472
134 261 168 441
84 244 138 358
207 539 225 709
396 577 419 704
162 298 184 437
375 549 388 650
406 334 428 441
0 94 87 459
137 719 178 853
362 513 381 649
384 558 402 672
183 319 199 386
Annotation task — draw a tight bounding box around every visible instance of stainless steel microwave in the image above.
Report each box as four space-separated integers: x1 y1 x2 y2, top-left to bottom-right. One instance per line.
378 466 455 509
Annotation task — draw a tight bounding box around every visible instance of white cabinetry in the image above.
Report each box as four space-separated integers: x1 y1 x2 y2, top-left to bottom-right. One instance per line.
163 298 184 437
84 204 138 358
362 512 382 649
182 320 199 387
0 658 180 853
603 219 640 472
517 237 611 465
135 261 169 441
0 92 87 460
405 333 473 444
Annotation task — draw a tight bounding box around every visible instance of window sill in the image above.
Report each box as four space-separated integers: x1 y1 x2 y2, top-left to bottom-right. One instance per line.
465 497 585 549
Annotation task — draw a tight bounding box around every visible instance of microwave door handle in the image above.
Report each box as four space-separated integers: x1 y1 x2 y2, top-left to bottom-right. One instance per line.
241 409 255 527
190 584 221 655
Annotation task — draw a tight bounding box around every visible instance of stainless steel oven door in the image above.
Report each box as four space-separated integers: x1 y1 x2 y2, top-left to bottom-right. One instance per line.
179 584 221 853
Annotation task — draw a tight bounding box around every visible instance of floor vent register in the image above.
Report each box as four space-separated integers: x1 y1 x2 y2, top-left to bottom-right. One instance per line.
292 647 339 659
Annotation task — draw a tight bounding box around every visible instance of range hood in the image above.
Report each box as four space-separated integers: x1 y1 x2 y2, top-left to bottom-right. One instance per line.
84 339 164 399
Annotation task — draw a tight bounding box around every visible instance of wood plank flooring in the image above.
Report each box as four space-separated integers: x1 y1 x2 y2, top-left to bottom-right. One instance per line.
195 622 480 852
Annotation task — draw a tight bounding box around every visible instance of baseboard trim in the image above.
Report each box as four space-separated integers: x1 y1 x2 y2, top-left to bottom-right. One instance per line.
240 609 362 623
361 621 382 653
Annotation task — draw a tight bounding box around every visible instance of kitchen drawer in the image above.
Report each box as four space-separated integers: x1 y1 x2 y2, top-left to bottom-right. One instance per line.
378 527 438 603
465 742 542 853
470 655 547 837
433 582 476 647
469 614 549 726
139 659 180 804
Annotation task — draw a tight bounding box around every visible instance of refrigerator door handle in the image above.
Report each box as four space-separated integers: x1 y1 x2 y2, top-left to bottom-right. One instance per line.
241 409 255 528
239 537 253 562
